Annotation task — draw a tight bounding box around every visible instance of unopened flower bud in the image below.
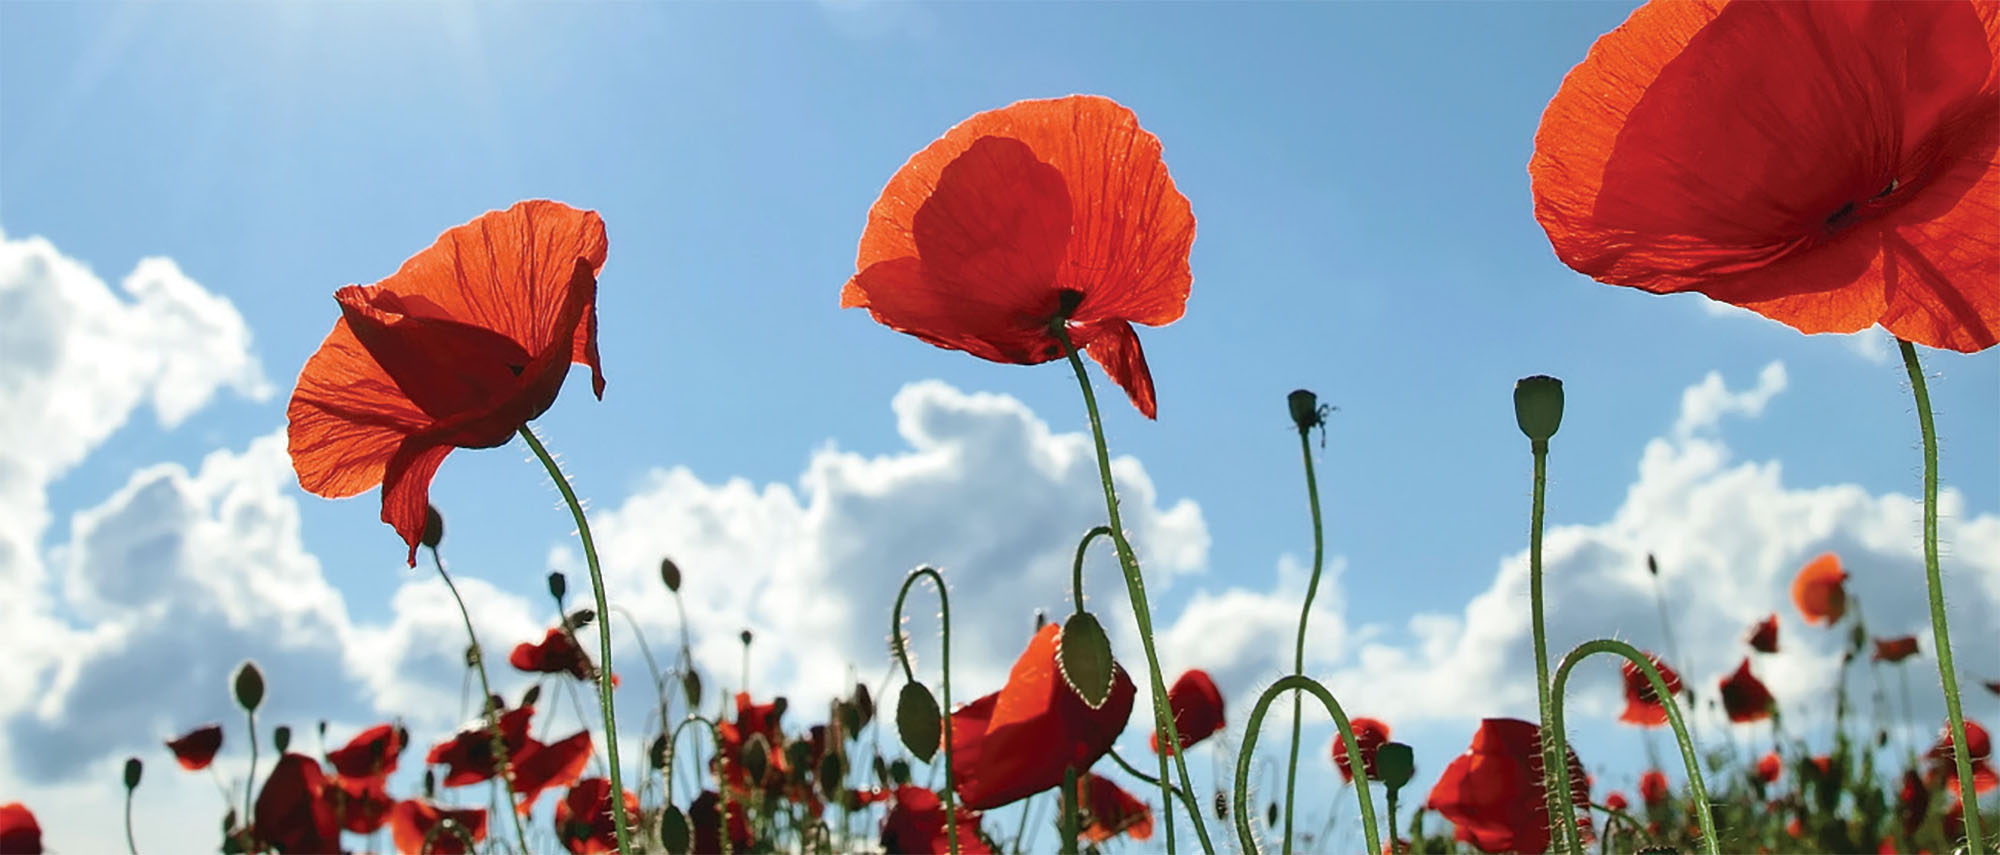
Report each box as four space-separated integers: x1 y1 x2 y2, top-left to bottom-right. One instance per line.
421 506 445 549
124 757 143 790
1513 375 1564 444
660 557 682 592
547 571 567 603
233 661 265 713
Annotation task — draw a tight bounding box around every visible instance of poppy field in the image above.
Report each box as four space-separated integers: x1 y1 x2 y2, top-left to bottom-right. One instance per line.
1 2 1997 855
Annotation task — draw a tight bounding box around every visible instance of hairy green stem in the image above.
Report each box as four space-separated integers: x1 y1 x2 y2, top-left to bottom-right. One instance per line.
1061 765 1081 855
431 547 532 851
1234 676 1380 855
1283 423 1328 855
1526 438 1567 853
1548 640 1718 855
1108 748 1202 820
891 566 958 855
1071 526 1114 616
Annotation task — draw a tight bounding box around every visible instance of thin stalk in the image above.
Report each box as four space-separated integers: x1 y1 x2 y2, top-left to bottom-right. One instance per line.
1284 422 1328 855
1071 525 1114 615
243 709 257 835
1108 748 1202 820
431 546 532 851
1527 437 1567 853
520 425 632 855
611 604 671 721
124 779 139 855
1233 675 1380 855
1548 639 1718 855
1384 786 1398 855
891 566 958 855
1061 766 1081 855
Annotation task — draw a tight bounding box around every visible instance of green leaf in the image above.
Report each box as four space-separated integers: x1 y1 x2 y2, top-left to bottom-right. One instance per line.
1058 613 1115 709
896 682 941 762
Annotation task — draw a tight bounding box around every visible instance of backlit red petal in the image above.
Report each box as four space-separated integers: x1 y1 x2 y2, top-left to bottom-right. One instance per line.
166 724 224 772
286 321 432 500
1081 320 1158 420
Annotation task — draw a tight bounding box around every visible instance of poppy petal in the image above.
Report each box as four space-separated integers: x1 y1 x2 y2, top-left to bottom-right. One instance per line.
381 440 454 565
336 285 535 424
513 730 594 814
1081 320 1158 420
287 321 434 499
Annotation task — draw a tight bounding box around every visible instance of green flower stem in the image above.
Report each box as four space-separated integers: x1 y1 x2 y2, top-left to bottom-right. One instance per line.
1107 748 1202 820
1283 421 1328 855
1526 437 1568 854
662 715 722 802
1548 639 1718 855
1384 787 1398 855
1234 676 1380 855
431 547 532 851
1898 339 1986 854
520 425 632 855
1053 325 1212 854
1071 526 1114 616
124 777 138 855
891 566 958 855
242 708 257 837
1061 766 1081 855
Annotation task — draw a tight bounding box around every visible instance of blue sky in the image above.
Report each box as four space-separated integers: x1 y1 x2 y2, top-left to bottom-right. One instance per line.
3 2 1996 853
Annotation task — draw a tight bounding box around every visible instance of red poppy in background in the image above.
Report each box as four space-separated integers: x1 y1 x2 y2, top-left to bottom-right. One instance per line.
1530 1 2000 352
1747 614 1780 654
1791 553 1849 626
554 777 640 855
1639 770 1669 806
511 730 595 814
1604 791 1629 813
0 803 40 855
1076 773 1155 844
1873 635 1921 663
510 628 599 682
879 785 991 855
1898 769 1930 837
165 723 224 771
253 753 340 855
950 623 1135 810
691 790 755 855
1719 658 1776 723
389 799 488 855
287 200 609 564
324 776 394 834
1331 717 1393 783
1427 718 1589 855
429 704 536 786
326 722 407 783
1928 719 1998 795
1757 752 1783 785
1151 669 1224 753
715 692 788 794
1619 652 1684 727
841 95 1196 419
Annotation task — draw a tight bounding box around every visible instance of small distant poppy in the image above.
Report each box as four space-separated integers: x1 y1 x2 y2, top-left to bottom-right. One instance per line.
1873 636 1921 663
1151 669 1225 753
0 803 41 855
949 623 1135 810
1791 553 1848 626
1719 658 1776 723
323 777 394 834
554 777 640 855
1747 614 1780 654
1076 773 1155 844
253 753 340 855
716 693 788 794
428 704 536 786
166 723 224 771
510 628 599 682
1639 770 1669 807
1619 652 1684 727
388 799 488 855
691 790 755 855
1756 752 1783 785
1898 769 1930 837
1604 791 1629 813
1530 1 2000 352
287 200 609 565
841 95 1196 419
325 722 406 783
879 785 991 855
1331 717 1392 783
1427 718 1589 855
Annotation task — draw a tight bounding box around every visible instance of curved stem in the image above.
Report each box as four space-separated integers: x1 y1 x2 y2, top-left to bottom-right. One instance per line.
890 566 958 855
1071 526 1114 617
1233 676 1380 855
662 715 723 803
1899 339 1986 854
520 425 632 855
1526 438 1568 853
1108 748 1202 820
1548 639 1719 855
1283 424 1327 855
432 547 532 851
124 778 138 855
1053 324 1211 854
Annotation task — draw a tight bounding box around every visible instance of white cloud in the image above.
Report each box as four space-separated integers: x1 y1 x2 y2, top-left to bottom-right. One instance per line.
1674 360 1785 438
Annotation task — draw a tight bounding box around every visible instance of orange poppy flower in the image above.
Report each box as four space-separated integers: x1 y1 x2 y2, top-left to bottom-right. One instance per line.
1331 717 1392 784
1756 752 1782 785
0 803 41 855
1075 773 1154 844
1639 769 1669 806
1873 635 1921 663
287 200 608 564
841 95 1195 419
1151 668 1224 753
1426 718 1589 855
1791 552 1848 626
1619 652 1683 728
325 722 407 783
948 623 1135 810
554 777 640 855
1530 1 2000 352
388 799 488 855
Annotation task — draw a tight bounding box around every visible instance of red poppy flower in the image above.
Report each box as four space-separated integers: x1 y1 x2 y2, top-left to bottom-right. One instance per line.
714 692 789 794
1151 669 1224 753
1928 719 1998 795
287 200 609 565
1747 614 1780 654
1076 773 1154 844
389 799 489 855
0 803 41 855
324 776 394 834
253 753 340 855
1791 553 1849 626
1604 791 1629 813
165 723 224 771
1757 752 1783 785
949 623 1135 810
428 704 536 786
1873 635 1922 663
1944 797 1966 842
510 628 599 681
841 95 1196 419
691 790 755 855
326 722 406 783
1639 769 1669 807
1530 1 2000 352
511 730 595 814
1899 769 1930 837
1619 652 1684 727
554 777 640 855
1426 718 1589 855
879 785 991 855
1331 717 1393 783
1719 658 1776 723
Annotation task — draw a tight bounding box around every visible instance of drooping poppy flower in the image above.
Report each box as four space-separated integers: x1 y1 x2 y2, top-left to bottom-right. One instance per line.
1873 635 1922 663
1747 614 1780 654
428 704 537 786
1604 791 1629 813
165 723 224 771
554 777 640 855
389 799 489 855
1639 769 1669 807
511 729 595 814
1530 1 2000 353
287 200 609 565
1331 717 1392 783
690 790 754 855
1151 669 1224 753
1619 652 1684 727
0 803 41 855
1928 719 1998 795
1757 752 1783 785
841 95 1196 419
949 623 1135 810
326 722 407 783
1719 658 1776 723
1075 773 1155 844
879 785 991 855
510 628 599 681
1427 718 1590 855
253 753 340 855
324 776 395 834
1791 553 1849 626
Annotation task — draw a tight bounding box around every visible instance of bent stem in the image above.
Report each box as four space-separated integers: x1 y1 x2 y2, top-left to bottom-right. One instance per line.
891 566 958 855
1526 436 1567 853
1108 748 1203 820
1234 675 1381 855
520 425 632 855
1548 639 1718 855
1053 324 1212 854
1283 419 1329 855
1071 526 1114 615
432 546 532 851
1898 339 1986 854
